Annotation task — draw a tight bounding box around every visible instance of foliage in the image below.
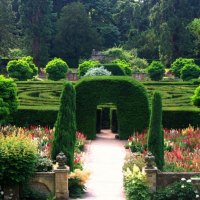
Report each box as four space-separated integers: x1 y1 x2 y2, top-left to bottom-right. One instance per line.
78 60 100 77
171 58 195 78
0 75 18 124
96 64 126 76
45 58 68 81
21 185 49 200
76 76 150 139
125 126 200 172
123 154 146 172
188 18 200 58
102 47 136 62
84 66 111 77
0 0 16 56
7 58 36 81
131 57 149 73
127 133 147 153
148 91 164 170
20 56 38 76
0 133 38 185
51 82 76 171
152 179 196 200
111 59 132 75
147 61 165 81
123 165 150 200
68 169 90 198
54 2 100 67
19 0 53 67
36 155 53 172
180 63 200 81
191 86 200 107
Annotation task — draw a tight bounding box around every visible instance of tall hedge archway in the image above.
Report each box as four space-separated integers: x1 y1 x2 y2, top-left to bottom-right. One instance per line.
75 76 150 139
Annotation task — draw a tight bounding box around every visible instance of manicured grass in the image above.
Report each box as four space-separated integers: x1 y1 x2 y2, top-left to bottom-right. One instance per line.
16 81 199 111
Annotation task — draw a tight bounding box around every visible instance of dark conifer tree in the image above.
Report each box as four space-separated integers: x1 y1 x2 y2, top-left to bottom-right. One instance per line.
51 82 76 171
148 91 164 170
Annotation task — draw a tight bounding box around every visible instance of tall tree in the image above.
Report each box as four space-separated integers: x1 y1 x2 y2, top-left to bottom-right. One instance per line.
83 0 119 48
19 0 53 67
148 91 164 170
0 0 16 56
53 2 100 67
150 0 200 66
51 82 76 171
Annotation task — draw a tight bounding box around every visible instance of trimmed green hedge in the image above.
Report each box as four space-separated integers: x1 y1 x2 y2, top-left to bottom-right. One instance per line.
75 76 150 139
12 109 58 127
11 108 200 130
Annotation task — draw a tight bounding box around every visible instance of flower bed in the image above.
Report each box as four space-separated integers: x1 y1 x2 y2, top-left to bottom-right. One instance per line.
0 125 90 198
126 126 200 172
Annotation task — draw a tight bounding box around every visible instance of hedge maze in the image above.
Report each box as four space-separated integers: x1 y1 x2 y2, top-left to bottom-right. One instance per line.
17 81 63 110
14 81 200 130
17 81 198 111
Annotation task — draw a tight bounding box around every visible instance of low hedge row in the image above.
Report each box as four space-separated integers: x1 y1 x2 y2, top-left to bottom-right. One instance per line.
11 108 200 133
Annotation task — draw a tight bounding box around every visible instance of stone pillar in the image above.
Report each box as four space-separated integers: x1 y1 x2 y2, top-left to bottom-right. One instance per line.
54 168 69 200
54 152 70 200
143 153 158 192
143 167 158 192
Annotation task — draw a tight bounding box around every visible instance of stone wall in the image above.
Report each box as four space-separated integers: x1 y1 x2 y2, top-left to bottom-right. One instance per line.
157 172 200 188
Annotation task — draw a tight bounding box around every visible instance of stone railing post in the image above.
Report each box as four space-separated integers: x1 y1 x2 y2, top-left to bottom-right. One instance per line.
143 153 158 192
54 152 70 200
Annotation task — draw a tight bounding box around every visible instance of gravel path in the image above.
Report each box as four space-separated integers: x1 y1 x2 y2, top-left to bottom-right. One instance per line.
70 129 126 200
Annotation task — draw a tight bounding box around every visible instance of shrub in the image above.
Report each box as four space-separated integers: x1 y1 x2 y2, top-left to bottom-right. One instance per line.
180 63 200 81
0 134 38 185
7 59 33 81
131 57 149 73
171 58 195 78
102 47 136 62
147 61 165 81
111 59 132 75
51 82 76 171
148 91 164 170
84 66 111 76
68 169 90 198
78 60 100 77
0 75 18 124
191 85 200 107
95 64 126 75
123 165 150 200
36 155 53 172
21 56 38 76
152 180 196 200
45 58 68 81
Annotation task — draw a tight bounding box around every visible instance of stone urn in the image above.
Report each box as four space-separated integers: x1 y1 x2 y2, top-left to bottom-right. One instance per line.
144 152 155 169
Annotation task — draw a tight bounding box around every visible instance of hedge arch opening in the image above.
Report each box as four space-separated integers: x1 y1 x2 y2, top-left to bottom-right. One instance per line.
75 76 150 140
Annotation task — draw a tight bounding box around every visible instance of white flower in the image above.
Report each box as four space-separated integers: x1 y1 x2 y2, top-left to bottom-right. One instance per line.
196 194 199 198
181 178 186 181
181 185 185 188
0 191 4 195
186 179 191 183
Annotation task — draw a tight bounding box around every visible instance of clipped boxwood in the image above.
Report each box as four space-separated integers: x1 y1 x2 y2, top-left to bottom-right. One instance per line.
75 76 150 139
147 61 165 81
45 58 68 81
95 64 126 76
78 60 100 77
191 86 200 107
